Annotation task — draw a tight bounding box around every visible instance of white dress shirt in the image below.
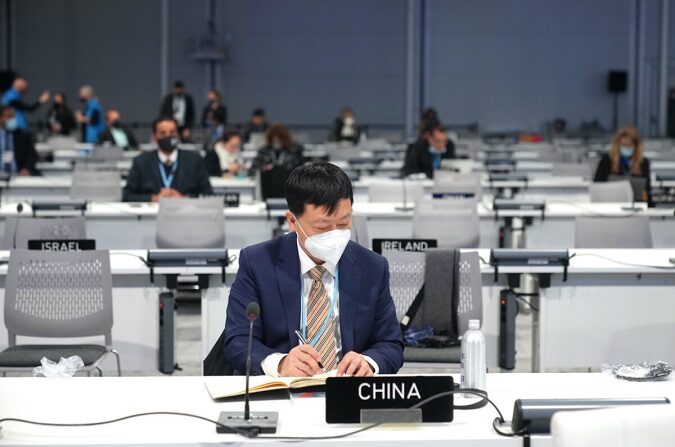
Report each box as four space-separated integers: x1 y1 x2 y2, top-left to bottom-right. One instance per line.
260 238 379 377
157 149 178 165
172 96 186 127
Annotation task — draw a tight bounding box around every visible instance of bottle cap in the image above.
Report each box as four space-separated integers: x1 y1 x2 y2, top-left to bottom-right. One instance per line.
468 319 480 330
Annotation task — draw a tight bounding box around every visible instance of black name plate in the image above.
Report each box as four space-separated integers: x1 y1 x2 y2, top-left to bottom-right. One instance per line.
372 238 437 254
222 192 240 208
28 239 96 251
325 376 454 423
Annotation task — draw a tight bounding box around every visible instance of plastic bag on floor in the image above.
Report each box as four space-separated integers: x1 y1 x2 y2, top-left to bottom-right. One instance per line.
32 356 84 378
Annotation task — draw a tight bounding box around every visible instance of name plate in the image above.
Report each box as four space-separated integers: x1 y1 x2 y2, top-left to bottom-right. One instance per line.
222 192 240 208
28 239 96 251
372 238 437 254
325 376 454 423
432 192 476 199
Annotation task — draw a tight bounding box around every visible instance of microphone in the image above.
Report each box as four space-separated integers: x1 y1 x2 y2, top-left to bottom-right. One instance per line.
396 177 414 212
11 203 23 249
216 301 278 435
244 302 259 420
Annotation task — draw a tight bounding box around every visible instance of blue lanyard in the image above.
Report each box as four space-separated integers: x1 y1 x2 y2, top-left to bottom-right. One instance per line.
301 268 339 346
158 160 178 188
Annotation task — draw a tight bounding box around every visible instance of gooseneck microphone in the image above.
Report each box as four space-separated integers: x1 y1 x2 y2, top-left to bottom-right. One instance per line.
216 301 278 435
11 203 23 249
244 301 259 421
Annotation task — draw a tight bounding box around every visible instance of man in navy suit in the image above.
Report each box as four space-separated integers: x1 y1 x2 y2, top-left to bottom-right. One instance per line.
123 117 212 202
224 162 403 376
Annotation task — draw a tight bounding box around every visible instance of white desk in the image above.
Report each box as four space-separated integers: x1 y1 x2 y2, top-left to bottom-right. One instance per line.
0 201 673 250
0 373 672 446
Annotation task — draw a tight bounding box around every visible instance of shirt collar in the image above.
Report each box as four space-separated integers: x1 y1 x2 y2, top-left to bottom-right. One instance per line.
428 145 447 156
296 235 336 278
157 149 178 164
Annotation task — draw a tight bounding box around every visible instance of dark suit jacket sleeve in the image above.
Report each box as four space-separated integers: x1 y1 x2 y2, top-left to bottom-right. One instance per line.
185 95 195 129
643 158 652 202
204 150 221 177
123 157 153 202
223 248 278 374
15 131 39 175
361 259 404 374
160 95 172 118
594 154 611 182
402 142 423 177
97 129 112 145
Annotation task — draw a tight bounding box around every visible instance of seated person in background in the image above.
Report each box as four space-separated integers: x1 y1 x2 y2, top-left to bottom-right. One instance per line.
249 123 305 199
242 107 269 143
330 106 361 144
418 107 440 139
594 126 650 202
98 109 138 150
223 161 403 376
123 117 212 202
401 122 456 178
0 106 39 176
204 130 242 177
46 92 76 136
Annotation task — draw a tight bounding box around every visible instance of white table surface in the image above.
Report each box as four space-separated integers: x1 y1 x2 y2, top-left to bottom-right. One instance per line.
0 373 672 446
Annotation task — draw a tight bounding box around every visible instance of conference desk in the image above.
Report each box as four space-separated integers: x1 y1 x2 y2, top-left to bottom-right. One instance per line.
0 201 674 250
0 250 234 374
0 373 671 446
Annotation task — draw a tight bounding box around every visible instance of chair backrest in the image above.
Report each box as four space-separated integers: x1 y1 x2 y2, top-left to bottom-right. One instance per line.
156 197 225 248
413 198 480 248
552 163 592 178
91 145 124 161
432 172 482 201
350 214 370 248
368 181 425 203
5 249 113 345
71 169 122 202
382 249 482 334
574 216 653 248
552 404 675 447
3 216 87 249
589 180 633 202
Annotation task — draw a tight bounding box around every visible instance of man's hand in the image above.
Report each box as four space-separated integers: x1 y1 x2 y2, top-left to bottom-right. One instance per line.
278 344 323 377
18 168 31 177
337 352 374 377
167 188 184 198
75 111 87 123
151 188 177 202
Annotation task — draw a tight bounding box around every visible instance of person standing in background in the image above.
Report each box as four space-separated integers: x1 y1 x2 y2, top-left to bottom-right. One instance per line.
1 77 50 130
46 92 76 136
201 89 227 129
0 106 40 176
75 85 105 144
160 80 195 142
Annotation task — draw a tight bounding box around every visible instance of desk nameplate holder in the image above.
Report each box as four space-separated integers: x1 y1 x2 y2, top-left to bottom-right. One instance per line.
146 249 228 289
325 376 454 424
489 249 569 288
31 200 87 217
27 239 96 251
372 238 437 255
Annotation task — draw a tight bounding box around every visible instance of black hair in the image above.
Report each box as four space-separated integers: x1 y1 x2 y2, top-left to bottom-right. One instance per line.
422 120 446 136
252 107 265 117
286 161 353 216
152 116 178 134
219 129 241 143
173 80 185 89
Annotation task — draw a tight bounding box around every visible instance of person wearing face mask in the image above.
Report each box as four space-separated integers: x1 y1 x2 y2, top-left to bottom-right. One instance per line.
222 161 403 377
122 117 212 202
0 106 40 176
204 130 243 176
97 109 138 150
331 107 361 144
401 121 456 178
249 123 305 199
594 126 651 203
201 89 227 129
46 92 76 136
75 85 106 144
1 77 50 130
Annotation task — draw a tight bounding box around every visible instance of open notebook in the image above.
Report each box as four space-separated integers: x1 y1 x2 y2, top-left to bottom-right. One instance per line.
205 370 337 399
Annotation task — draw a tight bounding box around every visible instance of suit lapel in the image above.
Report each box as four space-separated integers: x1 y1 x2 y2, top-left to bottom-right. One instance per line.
151 151 164 190
338 242 361 353
274 233 302 344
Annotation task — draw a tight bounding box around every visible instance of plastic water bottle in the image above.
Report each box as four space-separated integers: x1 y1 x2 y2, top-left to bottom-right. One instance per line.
460 319 486 392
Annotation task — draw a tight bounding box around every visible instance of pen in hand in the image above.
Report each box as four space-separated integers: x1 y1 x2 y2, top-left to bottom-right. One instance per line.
294 330 326 372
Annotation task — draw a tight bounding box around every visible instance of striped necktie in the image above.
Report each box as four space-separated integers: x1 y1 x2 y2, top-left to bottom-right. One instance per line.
306 265 338 371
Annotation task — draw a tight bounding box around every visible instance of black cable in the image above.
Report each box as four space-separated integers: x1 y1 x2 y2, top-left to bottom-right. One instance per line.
0 389 514 441
109 251 150 267
515 295 539 312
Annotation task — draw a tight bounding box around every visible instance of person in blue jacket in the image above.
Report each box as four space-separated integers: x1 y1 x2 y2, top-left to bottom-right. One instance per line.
223 161 404 377
75 85 105 143
1 77 50 130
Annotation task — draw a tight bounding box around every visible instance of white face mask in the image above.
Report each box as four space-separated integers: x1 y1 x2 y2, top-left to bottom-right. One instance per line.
294 216 351 266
